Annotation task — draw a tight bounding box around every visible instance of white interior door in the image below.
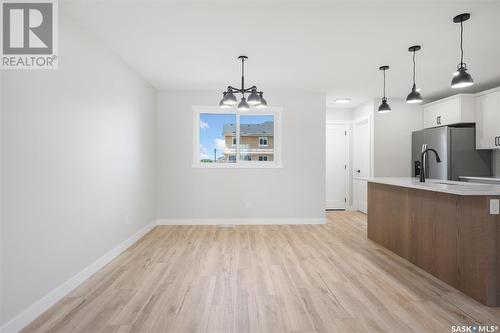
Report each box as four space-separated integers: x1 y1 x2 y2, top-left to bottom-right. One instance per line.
353 118 370 213
325 123 347 209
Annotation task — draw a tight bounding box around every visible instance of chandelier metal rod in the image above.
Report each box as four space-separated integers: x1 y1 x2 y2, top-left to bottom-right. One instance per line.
227 86 259 94
241 57 245 92
224 56 260 94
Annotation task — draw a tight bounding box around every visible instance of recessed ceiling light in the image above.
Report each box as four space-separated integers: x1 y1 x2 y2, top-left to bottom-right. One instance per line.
335 98 351 104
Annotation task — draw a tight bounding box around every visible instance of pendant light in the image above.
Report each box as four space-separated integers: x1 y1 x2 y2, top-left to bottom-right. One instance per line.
221 90 237 105
451 13 474 88
219 56 268 111
406 45 423 104
378 66 391 113
255 92 267 109
238 97 250 112
219 92 231 108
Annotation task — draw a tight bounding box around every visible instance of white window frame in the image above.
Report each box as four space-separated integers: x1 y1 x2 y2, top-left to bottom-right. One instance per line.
192 106 283 168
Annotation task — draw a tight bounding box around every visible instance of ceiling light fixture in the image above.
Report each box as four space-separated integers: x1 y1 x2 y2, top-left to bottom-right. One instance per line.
220 55 267 111
378 66 391 113
406 45 423 104
451 13 474 88
335 98 351 104
219 92 231 109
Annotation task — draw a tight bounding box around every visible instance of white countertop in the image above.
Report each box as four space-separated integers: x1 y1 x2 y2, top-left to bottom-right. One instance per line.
368 177 500 196
459 176 500 182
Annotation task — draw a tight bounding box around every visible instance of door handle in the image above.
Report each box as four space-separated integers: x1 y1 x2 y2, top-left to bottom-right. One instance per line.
357 170 361 173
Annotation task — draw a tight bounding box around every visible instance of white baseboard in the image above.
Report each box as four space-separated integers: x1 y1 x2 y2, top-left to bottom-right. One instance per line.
156 217 326 225
0 221 156 333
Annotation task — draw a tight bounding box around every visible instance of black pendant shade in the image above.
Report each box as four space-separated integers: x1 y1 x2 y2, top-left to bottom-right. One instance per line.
452 65 474 88
378 98 391 113
451 13 474 88
255 92 267 109
378 66 391 113
406 84 423 104
406 45 423 104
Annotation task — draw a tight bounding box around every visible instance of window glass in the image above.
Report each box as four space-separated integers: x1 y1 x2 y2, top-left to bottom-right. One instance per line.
239 115 274 162
199 113 237 163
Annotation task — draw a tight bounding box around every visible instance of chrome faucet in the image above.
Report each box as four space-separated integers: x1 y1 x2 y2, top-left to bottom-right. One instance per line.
420 148 441 182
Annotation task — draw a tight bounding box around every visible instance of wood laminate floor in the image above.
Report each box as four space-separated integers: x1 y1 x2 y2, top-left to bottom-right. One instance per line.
22 211 500 333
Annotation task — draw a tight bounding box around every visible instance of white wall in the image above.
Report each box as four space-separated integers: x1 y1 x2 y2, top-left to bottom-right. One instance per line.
326 108 353 121
373 98 423 177
157 91 325 221
354 100 374 120
0 12 156 328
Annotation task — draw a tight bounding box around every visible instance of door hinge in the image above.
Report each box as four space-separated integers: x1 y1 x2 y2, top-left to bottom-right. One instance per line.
344 164 347 170
344 130 347 136
344 198 347 203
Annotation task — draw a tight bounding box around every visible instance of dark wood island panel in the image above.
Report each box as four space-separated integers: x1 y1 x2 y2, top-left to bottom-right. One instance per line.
368 182 500 306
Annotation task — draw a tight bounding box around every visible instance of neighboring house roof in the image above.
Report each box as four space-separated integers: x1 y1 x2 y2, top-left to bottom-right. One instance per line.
223 122 274 136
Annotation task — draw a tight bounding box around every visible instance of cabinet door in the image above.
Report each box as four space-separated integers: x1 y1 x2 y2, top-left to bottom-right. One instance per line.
435 98 460 126
424 98 465 128
423 104 439 128
475 91 500 149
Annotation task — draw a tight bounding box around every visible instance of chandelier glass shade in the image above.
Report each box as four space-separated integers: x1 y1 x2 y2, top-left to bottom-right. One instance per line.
219 56 267 111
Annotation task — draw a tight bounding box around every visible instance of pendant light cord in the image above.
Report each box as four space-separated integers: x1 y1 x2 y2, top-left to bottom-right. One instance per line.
412 50 416 85
460 20 464 66
383 69 386 99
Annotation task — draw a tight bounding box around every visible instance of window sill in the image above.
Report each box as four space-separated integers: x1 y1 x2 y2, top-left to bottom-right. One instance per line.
192 162 283 169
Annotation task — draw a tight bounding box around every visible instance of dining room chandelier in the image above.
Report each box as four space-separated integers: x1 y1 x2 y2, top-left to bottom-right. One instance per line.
219 55 267 111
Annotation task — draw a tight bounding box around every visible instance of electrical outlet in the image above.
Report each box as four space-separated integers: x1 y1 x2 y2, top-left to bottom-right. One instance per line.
489 199 499 215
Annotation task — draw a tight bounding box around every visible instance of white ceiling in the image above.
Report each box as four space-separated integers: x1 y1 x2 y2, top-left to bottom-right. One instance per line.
64 1 500 108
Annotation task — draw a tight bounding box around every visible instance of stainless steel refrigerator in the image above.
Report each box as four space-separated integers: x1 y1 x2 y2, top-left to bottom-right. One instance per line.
411 126 491 181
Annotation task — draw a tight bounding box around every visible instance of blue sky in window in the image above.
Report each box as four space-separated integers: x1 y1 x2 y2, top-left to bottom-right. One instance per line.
199 114 273 161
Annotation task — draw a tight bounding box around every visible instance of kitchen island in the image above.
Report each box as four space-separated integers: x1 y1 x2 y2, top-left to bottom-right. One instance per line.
368 178 500 307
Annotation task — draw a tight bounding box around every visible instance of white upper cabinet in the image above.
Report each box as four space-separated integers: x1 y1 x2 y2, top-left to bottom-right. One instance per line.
423 94 475 129
475 88 500 149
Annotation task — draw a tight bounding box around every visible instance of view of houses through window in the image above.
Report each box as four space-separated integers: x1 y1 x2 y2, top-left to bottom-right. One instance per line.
238 115 274 162
199 113 274 163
